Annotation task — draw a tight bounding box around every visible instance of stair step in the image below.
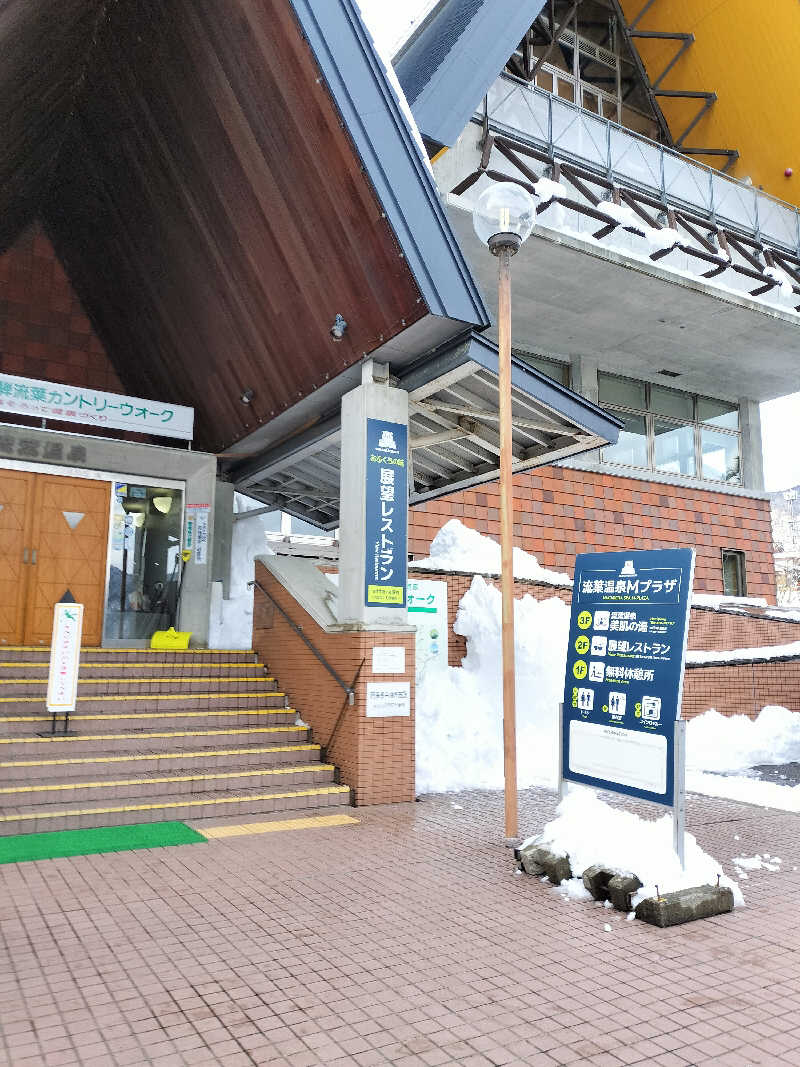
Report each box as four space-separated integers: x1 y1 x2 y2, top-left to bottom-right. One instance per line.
0 708 298 735
0 724 311 756
0 691 287 714
0 743 324 782
0 676 278 696
0 763 336 804
0 662 270 680
0 783 352 835
0 648 258 663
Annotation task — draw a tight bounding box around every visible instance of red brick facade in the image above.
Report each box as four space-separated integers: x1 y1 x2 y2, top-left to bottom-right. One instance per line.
683 661 800 720
252 562 416 806
409 465 776 599
0 223 120 395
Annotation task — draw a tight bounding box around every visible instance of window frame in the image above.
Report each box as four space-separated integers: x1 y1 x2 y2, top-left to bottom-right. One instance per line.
721 549 747 597
598 372 741 486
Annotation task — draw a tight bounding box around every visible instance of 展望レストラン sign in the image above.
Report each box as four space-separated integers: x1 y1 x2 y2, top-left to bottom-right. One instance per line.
364 418 407 608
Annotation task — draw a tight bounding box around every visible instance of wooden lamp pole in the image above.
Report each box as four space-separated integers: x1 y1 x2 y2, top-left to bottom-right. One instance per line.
475 182 536 844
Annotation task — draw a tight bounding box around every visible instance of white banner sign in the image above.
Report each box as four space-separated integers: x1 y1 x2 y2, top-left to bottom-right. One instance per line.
0 371 194 440
407 578 449 681
186 504 210 565
46 603 84 712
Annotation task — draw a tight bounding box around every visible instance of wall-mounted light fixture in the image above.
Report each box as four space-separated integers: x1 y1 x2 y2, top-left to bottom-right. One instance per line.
330 313 348 341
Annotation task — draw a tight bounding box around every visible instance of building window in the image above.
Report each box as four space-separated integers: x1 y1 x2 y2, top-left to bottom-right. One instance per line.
598 373 741 485
722 550 747 597
513 350 570 387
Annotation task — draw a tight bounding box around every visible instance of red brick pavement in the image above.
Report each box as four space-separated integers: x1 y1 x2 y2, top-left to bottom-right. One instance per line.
1 788 799 1066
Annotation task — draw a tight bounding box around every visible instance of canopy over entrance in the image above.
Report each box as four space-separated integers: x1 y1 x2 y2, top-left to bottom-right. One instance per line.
230 332 622 528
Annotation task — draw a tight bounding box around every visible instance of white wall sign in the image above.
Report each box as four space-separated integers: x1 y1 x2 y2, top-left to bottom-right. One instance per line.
407 578 448 681
371 646 406 673
186 504 210 565
0 371 194 440
46 603 84 712
366 682 410 718
568 720 667 795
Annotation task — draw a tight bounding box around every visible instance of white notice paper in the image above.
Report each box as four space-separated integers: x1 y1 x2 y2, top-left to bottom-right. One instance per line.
46 603 84 712
366 682 410 718
569 719 667 795
371 646 406 674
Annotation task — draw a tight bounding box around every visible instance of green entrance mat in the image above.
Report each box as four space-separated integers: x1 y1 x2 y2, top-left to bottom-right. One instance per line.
0 821 207 864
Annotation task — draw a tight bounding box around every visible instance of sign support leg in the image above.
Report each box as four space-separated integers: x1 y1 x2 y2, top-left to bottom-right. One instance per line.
673 718 686 869
557 702 567 800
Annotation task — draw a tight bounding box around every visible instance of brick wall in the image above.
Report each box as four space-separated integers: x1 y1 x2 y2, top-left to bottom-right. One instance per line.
412 568 800 667
683 660 800 720
0 223 121 397
409 465 776 599
252 562 415 806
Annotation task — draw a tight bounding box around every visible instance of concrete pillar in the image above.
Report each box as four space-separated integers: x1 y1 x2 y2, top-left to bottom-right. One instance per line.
338 362 409 627
211 479 234 597
571 355 600 403
739 398 765 491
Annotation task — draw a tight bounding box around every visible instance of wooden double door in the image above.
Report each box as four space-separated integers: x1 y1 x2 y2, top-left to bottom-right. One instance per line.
0 469 111 646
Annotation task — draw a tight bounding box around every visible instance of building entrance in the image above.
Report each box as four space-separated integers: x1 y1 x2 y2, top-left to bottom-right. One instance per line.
0 469 111 646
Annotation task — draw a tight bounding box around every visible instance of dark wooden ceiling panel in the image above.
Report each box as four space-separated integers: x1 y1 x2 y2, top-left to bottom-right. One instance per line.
40 0 426 452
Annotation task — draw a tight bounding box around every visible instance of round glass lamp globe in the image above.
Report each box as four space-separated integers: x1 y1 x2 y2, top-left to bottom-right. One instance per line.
472 181 536 247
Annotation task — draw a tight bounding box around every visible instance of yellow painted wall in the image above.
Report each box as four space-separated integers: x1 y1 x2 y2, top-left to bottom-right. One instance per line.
618 0 800 203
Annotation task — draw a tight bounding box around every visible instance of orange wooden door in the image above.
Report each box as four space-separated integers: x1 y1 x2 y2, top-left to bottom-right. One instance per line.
0 469 35 646
24 475 111 646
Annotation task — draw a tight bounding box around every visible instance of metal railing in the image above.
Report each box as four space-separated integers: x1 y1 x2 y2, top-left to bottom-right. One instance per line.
482 75 800 256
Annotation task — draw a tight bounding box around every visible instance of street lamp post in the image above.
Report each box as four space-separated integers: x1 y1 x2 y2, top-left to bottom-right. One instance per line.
473 182 536 843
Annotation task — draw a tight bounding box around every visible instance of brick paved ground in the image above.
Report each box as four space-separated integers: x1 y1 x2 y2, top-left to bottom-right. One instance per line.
1 787 799 1067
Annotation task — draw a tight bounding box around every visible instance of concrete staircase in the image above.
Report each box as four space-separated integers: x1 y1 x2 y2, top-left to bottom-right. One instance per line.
0 648 350 835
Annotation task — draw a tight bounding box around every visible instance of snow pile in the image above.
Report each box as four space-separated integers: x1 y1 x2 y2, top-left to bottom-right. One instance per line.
733 853 781 879
692 592 769 611
534 176 569 205
208 494 274 649
415 575 569 793
412 519 573 586
595 199 644 232
687 641 800 665
686 705 800 773
764 264 795 298
528 788 743 906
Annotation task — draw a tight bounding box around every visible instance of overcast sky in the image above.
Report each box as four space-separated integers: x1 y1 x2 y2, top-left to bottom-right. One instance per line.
355 0 800 495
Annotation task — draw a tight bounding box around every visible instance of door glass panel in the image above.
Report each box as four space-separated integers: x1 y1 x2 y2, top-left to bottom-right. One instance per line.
654 420 695 476
602 412 648 468
104 485 183 641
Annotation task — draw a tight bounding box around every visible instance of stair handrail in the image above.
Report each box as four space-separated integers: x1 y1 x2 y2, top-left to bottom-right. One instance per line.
324 657 366 762
251 578 355 705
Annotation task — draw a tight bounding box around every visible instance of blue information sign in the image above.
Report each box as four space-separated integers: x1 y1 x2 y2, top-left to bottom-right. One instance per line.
364 418 408 608
561 548 694 806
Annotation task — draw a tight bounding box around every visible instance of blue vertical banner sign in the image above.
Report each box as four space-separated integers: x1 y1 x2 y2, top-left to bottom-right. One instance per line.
562 548 694 806
364 418 408 608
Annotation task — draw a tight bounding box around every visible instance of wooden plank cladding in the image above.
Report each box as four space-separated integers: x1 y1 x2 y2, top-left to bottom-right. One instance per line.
27 0 425 452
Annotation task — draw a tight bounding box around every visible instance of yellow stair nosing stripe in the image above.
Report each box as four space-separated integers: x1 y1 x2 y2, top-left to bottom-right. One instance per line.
0 725 308 744
0 676 275 685
0 709 296 723
0 744 321 768
203 813 359 838
0 692 285 703
0 764 336 794
0 785 351 822
0 662 268 671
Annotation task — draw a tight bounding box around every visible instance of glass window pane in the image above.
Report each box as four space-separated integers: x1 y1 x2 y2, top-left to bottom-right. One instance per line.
514 351 568 385
723 550 746 596
698 397 739 429
651 385 693 420
603 412 648 468
598 374 646 410
654 419 696 476
702 428 741 483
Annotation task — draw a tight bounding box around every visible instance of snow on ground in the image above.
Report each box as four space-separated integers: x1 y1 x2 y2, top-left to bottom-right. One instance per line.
207 494 273 649
733 853 782 878
526 788 743 906
686 770 800 814
412 518 573 586
415 574 569 793
686 705 800 774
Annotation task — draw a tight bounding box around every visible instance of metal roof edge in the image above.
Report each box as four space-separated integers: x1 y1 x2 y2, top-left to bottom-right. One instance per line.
288 0 489 329
394 0 546 148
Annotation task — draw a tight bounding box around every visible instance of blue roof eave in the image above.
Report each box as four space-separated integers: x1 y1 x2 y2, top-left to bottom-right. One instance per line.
288 0 489 330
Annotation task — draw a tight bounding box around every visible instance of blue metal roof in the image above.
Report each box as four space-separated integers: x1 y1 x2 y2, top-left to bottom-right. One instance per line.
394 0 546 149
289 0 488 329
